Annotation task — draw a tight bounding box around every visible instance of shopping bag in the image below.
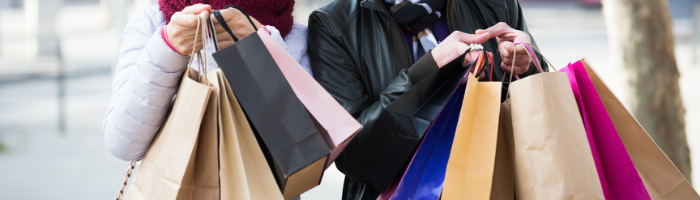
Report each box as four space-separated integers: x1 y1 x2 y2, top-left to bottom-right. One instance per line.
124 15 219 200
257 29 362 169
351 51 471 192
442 72 502 200
213 32 330 200
508 71 604 199
491 99 515 200
507 44 604 199
581 58 700 199
384 82 466 200
212 69 284 200
560 60 650 199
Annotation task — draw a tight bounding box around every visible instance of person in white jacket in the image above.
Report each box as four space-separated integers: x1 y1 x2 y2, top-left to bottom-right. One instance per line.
103 2 310 161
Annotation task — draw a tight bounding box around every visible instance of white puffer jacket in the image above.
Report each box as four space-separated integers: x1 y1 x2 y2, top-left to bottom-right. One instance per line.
103 5 311 161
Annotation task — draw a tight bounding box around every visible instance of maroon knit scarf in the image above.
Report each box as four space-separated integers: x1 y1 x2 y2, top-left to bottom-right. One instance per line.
159 0 295 37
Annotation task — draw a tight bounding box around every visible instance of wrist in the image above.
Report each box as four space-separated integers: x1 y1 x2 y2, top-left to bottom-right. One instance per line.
430 48 454 68
162 26 183 55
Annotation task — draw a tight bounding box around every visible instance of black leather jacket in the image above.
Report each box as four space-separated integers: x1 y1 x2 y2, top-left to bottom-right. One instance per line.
308 0 546 199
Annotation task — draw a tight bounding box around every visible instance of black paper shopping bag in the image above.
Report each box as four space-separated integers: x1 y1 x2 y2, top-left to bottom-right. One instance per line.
213 32 330 200
350 54 471 192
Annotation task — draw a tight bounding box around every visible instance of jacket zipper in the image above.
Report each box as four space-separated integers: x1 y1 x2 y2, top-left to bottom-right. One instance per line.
446 0 454 32
360 57 376 102
359 1 414 102
360 2 414 65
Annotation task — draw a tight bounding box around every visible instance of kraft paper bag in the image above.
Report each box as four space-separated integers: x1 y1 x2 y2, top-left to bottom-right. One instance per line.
442 73 502 200
257 29 362 169
126 16 220 199
212 69 284 200
490 99 515 200
561 60 650 199
213 32 329 200
125 67 219 200
509 71 604 200
581 58 700 200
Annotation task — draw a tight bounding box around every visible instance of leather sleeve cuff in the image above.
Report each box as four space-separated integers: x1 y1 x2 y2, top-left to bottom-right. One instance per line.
407 50 439 83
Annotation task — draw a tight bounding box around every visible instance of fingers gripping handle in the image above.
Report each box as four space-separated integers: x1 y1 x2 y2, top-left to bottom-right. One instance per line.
184 14 211 85
213 5 259 42
213 10 237 42
505 42 558 85
224 5 258 31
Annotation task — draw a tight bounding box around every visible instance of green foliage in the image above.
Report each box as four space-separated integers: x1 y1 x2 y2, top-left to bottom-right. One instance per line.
0 141 6 153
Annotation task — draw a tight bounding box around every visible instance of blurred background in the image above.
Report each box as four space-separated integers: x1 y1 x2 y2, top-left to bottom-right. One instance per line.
0 0 698 199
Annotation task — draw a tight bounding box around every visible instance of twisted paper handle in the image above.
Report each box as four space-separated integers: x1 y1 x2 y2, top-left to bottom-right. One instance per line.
115 161 136 200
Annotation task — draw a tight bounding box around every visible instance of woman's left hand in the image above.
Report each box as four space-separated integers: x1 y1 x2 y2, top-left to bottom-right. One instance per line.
211 7 264 49
476 22 533 75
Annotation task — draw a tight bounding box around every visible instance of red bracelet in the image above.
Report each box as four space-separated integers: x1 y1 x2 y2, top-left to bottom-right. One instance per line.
162 28 184 55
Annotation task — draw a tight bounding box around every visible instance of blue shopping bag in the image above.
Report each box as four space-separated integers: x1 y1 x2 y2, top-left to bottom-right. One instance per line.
388 82 466 200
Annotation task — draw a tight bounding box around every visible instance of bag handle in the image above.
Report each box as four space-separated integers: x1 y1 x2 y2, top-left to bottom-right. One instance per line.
213 5 258 42
212 10 237 42
184 13 210 85
207 13 220 69
514 42 543 73
115 161 136 200
208 13 219 51
224 5 258 31
525 43 556 72
472 50 494 81
198 13 211 84
505 42 557 83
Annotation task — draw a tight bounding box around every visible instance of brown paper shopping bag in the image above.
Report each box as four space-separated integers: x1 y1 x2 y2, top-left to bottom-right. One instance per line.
124 14 219 200
489 100 515 200
508 71 604 200
442 73 502 200
124 67 219 200
213 69 284 200
581 59 700 200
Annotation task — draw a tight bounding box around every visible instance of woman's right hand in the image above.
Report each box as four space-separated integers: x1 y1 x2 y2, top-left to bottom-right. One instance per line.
430 31 491 68
166 4 213 55
211 7 264 50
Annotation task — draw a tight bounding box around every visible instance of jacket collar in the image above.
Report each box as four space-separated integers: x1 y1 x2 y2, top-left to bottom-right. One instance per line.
360 0 391 14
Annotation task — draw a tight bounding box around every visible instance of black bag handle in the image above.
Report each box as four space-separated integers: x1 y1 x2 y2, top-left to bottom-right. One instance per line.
207 14 219 50
213 5 259 42
224 5 258 31
212 9 237 42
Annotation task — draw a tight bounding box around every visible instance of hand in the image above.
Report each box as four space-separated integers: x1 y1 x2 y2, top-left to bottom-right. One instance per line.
430 31 490 68
211 7 264 50
476 22 533 75
166 4 213 55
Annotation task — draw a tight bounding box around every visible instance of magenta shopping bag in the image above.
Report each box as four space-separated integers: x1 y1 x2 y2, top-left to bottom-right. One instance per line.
561 60 650 200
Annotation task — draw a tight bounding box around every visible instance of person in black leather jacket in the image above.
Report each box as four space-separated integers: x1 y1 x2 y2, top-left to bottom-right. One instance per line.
308 0 547 199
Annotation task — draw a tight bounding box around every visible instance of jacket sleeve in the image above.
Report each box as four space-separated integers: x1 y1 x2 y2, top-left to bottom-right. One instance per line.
308 12 439 182
102 7 189 161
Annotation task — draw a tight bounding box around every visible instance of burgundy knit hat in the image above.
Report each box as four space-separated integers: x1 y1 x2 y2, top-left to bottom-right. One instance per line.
160 0 295 37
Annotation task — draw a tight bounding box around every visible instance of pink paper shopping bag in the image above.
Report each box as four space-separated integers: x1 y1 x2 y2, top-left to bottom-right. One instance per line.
257 29 362 168
561 60 650 200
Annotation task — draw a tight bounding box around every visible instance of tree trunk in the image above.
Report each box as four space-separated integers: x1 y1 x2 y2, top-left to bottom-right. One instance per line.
602 0 691 182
